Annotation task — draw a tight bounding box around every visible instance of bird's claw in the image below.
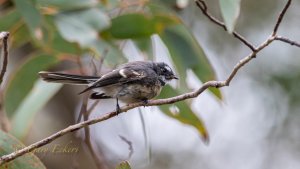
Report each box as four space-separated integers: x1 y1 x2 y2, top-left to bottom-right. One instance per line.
142 99 148 107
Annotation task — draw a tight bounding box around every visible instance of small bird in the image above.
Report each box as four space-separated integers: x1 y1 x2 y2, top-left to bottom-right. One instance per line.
39 61 178 114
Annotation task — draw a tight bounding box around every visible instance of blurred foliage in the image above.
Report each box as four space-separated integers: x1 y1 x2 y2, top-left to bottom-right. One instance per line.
11 80 63 139
219 0 241 33
158 85 209 142
115 161 131 169
4 54 59 117
272 74 300 107
0 0 238 166
0 130 46 169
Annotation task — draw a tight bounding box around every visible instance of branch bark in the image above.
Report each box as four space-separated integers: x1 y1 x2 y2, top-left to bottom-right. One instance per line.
275 36 300 48
195 0 256 52
272 0 292 36
1 0 299 166
0 32 10 132
0 31 9 84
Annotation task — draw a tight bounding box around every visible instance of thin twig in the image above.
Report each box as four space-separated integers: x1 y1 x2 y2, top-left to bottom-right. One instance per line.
224 36 276 86
0 32 9 84
272 0 292 36
78 55 108 169
275 36 300 48
0 0 299 165
195 0 256 52
76 56 86 75
119 135 134 159
80 95 108 169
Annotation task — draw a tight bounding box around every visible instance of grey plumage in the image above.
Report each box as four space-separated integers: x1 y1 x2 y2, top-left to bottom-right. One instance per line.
38 72 99 85
39 61 177 113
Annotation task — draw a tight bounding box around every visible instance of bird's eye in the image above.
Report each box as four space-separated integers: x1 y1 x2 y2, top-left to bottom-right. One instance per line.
161 68 166 72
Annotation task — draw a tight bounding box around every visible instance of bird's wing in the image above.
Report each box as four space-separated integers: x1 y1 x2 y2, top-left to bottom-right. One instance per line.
79 67 148 94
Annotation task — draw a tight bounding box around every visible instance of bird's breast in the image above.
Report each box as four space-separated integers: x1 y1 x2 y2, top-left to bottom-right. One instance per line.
117 83 162 103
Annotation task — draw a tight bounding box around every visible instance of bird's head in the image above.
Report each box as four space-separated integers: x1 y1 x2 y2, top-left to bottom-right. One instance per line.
154 62 178 85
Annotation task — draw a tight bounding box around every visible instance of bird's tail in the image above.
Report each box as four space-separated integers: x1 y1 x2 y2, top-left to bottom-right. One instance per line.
39 71 99 85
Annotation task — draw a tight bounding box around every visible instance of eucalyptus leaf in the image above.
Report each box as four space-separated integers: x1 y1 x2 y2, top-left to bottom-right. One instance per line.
36 0 97 11
159 25 222 98
11 24 32 48
158 85 209 142
107 14 156 39
103 13 179 39
0 9 20 31
54 8 110 46
0 130 46 169
85 39 127 66
4 54 58 118
0 9 31 47
11 80 63 139
219 0 241 33
50 32 80 54
13 0 42 35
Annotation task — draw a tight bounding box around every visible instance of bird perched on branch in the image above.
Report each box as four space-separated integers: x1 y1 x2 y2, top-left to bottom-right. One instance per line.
39 61 178 114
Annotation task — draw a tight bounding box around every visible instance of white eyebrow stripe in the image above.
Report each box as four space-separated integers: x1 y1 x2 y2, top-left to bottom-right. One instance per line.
164 65 172 72
119 69 127 78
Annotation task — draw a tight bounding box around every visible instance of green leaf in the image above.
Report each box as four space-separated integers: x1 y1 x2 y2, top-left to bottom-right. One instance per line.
86 39 127 66
4 54 58 118
104 13 179 39
11 80 63 139
37 0 97 11
219 0 241 33
53 8 127 65
158 85 209 143
13 0 43 35
54 8 110 46
107 14 156 39
50 32 80 54
12 24 32 48
0 130 46 169
0 9 31 48
0 9 21 31
115 161 131 169
159 24 222 98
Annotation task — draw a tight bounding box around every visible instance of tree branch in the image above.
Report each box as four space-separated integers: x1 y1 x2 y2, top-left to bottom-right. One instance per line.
195 0 256 52
275 36 300 48
0 31 9 84
0 32 10 132
272 0 292 36
0 0 299 166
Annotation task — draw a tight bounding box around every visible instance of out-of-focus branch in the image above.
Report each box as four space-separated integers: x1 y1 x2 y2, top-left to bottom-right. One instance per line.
0 32 10 132
80 94 108 169
1 0 300 165
119 135 134 159
77 54 108 169
0 31 9 84
0 97 10 132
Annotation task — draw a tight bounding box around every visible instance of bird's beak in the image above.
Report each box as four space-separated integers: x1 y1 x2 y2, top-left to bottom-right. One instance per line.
172 75 179 80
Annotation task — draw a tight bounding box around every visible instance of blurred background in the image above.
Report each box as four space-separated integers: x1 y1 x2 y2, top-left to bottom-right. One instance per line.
0 0 300 169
